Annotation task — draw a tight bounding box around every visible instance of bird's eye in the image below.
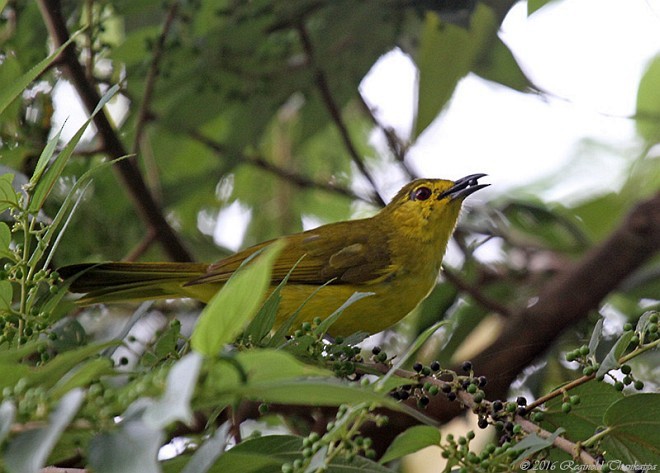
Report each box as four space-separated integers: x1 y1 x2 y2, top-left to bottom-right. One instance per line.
410 186 432 201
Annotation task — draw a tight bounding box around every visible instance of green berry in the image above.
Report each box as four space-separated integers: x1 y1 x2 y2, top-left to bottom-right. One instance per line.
467 383 478 394
621 364 632 375
623 322 633 331
562 402 572 413
614 381 624 391
579 345 590 356
634 380 644 390
569 395 580 405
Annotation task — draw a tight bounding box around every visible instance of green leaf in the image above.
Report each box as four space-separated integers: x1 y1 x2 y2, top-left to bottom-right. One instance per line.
414 5 498 138
511 428 564 464
0 32 79 117
207 435 302 473
636 54 660 144
180 425 229 473
23 341 118 393
379 425 441 464
30 125 63 187
588 318 604 356
0 222 13 259
28 84 120 213
543 382 623 442
201 349 331 406
603 393 660 463
0 280 12 313
243 255 304 344
49 357 115 400
596 331 634 378
313 291 374 337
0 173 19 214
89 418 164 473
473 36 532 92
191 241 284 356
528 0 557 16
0 400 16 445
28 158 126 268
143 352 202 429
5 389 85 473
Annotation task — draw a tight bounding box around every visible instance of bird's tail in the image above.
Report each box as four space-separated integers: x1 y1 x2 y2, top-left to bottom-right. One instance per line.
58 262 210 304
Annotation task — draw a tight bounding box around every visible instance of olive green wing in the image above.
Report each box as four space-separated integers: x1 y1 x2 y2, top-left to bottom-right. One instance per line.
189 220 396 287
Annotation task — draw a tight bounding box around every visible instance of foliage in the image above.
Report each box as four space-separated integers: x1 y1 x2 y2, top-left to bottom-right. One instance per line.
1 1 659 473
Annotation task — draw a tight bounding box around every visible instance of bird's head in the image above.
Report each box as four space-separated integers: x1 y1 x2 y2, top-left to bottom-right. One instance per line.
382 174 489 243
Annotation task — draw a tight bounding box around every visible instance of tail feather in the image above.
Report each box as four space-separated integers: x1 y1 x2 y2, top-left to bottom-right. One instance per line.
59 262 209 304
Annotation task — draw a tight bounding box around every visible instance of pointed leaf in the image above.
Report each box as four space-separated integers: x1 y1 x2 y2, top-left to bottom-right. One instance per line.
636 54 660 144
414 5 498 138
603 393 660 463
143 352 202 428
379 425 441 464
180 424 230 473
5 389 84 473
0 174 19 214
191 241 284 356
89 418 164 473
0 33 79 116
511 428 564 463
0 400 16 445
0 222 13 259
30 126 63 187
0 280 12 313
588 318 604 356
596 331 634 378
28 84 119 213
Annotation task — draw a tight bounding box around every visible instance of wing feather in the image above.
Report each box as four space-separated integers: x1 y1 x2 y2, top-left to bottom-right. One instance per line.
188 218 395 287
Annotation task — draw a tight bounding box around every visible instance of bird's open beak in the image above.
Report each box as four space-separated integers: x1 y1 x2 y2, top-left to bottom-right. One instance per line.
438 173 489 200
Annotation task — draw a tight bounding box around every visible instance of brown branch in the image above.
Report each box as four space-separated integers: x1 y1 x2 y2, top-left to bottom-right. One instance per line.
473 191 660 399
37 0 192 262
357 92 415 179
296 23 385 207
442 266 512 317
132 1 179 156
190 131 368 204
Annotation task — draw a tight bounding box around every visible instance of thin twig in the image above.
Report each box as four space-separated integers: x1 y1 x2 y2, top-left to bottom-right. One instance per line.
443 267 511 317
132 1 180 155
123 227 158 262
358 362 597 464
357 92 415 180
190 131 369 204
296 23 385 207
36 0 192 262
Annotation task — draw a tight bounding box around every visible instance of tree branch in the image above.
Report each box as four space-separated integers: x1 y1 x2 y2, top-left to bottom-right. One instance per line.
190 131 369 204
473 191 660 398
296 23 385 207
37 0 192 262
132 1 179 156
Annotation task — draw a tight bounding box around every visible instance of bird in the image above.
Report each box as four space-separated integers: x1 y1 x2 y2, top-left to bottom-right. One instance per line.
59 174 488 336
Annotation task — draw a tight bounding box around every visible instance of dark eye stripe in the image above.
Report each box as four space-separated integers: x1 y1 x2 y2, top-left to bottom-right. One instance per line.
410 186 432 201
